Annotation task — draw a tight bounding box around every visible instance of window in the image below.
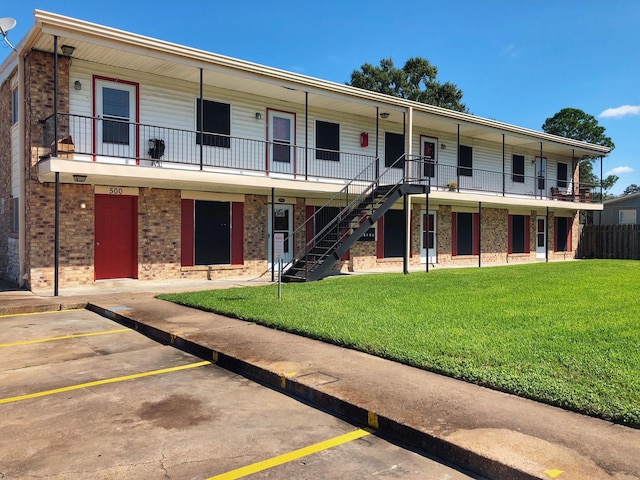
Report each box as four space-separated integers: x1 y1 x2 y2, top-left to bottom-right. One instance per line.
12 197 19 233
385 132 405 168
619 209 637 225
452 212 478 256
512 154 525 183
12 89 18 125
557 162 568 188
196 99 231 148
181 199 243 266
102 87 130 144
458 145 472 177
315 120 339 161
554 217 572 252
509 215 530 254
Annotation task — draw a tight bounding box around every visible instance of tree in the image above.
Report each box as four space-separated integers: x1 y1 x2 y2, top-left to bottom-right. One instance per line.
622 184 640 195
347 57 468 112
541 108 616 192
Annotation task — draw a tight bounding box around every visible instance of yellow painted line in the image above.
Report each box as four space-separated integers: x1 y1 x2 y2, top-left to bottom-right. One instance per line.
0 361 211 405
545 470 564 478
0 309 84 319
208 428 372 479
0 329 131 348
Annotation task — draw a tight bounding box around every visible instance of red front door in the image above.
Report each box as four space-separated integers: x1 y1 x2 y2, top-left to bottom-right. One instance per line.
95 194 137 280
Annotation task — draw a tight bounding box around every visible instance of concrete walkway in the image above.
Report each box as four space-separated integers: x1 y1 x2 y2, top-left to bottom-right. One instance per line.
1 279 638 480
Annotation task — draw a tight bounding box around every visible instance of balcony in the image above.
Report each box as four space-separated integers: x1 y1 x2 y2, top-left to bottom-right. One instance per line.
40 113 600 203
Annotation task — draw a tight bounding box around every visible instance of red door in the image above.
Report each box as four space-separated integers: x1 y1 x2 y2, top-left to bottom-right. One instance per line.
95 195 137 280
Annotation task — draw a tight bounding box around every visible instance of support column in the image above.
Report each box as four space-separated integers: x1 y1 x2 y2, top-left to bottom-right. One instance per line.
54 35 60 296
305 92 309 180
403 192 409 275
502 134 505 196
199 68 204 171
546 206 550 262
478 202 482 268
271 188 275 282
456 124 461 191
426 191 429 273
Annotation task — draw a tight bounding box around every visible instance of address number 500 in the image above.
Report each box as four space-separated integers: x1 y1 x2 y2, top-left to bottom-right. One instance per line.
109 187 124 195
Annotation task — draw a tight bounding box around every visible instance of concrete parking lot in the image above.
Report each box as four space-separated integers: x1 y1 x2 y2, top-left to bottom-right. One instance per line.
0 308 478 479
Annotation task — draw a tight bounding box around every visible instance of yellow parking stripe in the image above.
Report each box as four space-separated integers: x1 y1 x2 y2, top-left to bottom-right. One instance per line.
208 428 372 479
0 361 211 405
0 329 131 348
0 309 83 319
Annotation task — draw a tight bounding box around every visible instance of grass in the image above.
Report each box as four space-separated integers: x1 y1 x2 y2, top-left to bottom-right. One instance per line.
158 260 640 427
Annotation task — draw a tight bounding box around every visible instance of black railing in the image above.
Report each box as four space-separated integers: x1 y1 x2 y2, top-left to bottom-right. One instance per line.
41 113 601 202
41 113 376 182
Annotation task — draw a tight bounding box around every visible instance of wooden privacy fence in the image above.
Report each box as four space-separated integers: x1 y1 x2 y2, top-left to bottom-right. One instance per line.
578 225 640 259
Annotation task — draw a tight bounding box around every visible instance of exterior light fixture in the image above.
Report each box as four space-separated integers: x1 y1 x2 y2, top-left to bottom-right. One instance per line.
379 112 390 119
60 44 75 56
79 200 87 209
74 80 82 90
73 175 87 182
255 112 262 120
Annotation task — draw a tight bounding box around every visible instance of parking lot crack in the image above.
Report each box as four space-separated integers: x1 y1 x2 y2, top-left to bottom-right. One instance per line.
160 440 170 479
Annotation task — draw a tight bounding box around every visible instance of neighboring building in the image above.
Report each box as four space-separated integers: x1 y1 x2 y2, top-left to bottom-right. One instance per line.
0 11 610 292
594 193 640 225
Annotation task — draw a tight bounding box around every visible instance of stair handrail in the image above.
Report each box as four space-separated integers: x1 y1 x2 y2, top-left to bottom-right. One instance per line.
285 154 427 279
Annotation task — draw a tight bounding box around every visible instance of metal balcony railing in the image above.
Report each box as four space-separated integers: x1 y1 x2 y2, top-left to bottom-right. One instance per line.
40 113 601 202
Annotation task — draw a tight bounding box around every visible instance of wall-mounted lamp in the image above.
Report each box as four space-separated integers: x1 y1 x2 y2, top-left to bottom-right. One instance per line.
74 80 82 91
379 112 390 119
441 143 446 150
255 112 262 120
79 200 87 209
60 44 75 56
73 174 87 182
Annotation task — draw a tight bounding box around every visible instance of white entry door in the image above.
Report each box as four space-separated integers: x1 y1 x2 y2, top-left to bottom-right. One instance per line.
421 209 437 264
536 216 547 259
267 110 295 176
95 78 138 164
268 204 294 269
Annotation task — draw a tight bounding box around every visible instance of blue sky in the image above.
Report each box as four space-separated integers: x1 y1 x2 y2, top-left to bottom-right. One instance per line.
2 1 639 194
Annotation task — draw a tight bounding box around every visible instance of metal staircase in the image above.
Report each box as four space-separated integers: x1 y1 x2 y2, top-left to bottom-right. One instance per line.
281 155 428 282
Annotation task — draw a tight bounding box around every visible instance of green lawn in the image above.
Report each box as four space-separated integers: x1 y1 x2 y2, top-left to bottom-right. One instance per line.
158 260 640 426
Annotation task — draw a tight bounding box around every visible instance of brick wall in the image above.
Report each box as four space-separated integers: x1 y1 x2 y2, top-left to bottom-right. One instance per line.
0 73 12 280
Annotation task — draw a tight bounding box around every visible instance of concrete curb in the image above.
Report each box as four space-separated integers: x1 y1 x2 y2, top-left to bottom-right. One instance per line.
87 302 542 480
0 302 88 316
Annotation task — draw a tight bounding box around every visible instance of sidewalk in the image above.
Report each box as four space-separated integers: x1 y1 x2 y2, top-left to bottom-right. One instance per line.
1 280 638 480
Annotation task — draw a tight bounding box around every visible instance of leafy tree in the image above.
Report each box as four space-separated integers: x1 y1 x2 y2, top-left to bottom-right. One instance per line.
542 108 615 191
347 57 468 112
622 184 640 195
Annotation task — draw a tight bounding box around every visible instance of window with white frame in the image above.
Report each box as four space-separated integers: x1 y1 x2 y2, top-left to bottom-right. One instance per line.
619 209 637 225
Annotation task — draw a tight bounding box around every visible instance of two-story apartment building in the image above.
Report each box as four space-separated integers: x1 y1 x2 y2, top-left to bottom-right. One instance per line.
0 11 610 293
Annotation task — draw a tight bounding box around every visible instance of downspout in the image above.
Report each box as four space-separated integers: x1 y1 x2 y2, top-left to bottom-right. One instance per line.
53 36 60 296
18 49 26 287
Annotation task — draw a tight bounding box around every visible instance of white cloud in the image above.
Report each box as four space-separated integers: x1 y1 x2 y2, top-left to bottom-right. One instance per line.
606 166 634 176
501 44 518 58
599 105 640 118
